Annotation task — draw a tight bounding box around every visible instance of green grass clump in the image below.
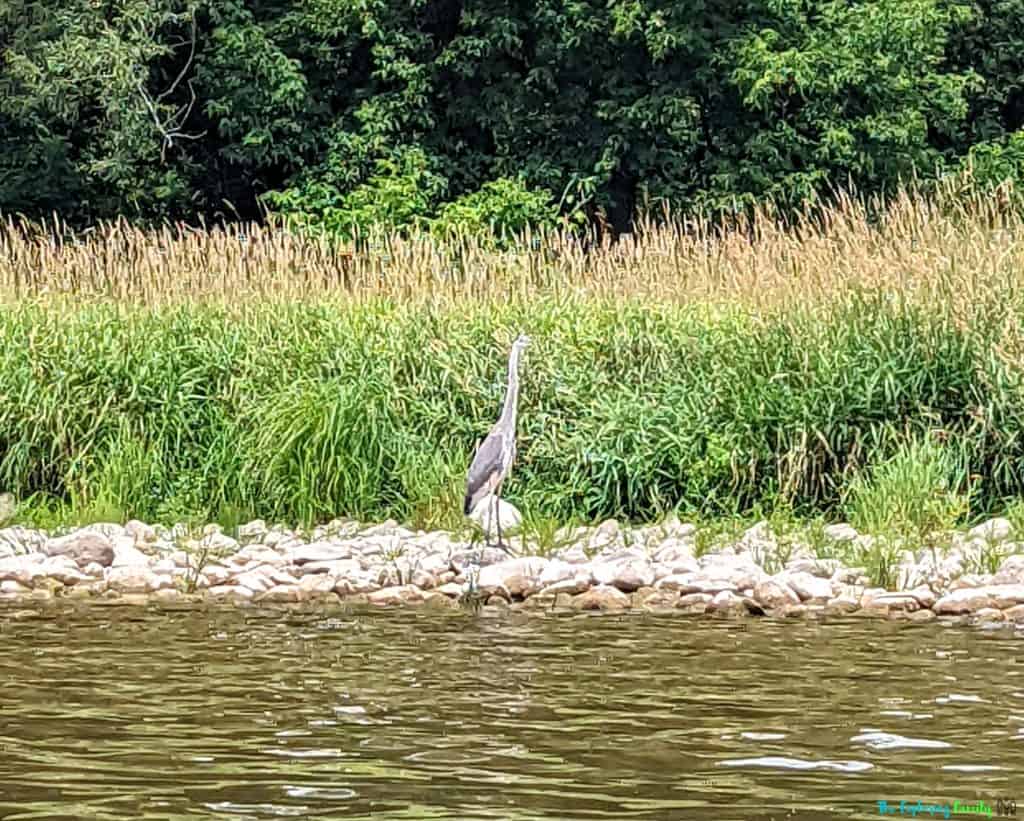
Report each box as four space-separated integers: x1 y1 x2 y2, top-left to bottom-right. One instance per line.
841 435 975 587
2 288 1024 534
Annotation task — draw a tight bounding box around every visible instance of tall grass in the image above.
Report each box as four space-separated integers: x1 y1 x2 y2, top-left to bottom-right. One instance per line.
1 176 1024 532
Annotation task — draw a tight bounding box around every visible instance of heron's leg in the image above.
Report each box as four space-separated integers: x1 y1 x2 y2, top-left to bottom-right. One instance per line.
495 484 514 556
493 492 501 548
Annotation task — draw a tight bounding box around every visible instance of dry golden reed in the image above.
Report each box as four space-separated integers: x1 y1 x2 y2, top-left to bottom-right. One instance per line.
0 176 1020 323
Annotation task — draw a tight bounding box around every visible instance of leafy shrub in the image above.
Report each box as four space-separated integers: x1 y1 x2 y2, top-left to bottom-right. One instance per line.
430 178 561 240
957 130 1024 198
264 147 448 240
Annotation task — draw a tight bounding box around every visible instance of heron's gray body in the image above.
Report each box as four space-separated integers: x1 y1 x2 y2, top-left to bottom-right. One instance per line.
463 335 530 535
463 426 515 515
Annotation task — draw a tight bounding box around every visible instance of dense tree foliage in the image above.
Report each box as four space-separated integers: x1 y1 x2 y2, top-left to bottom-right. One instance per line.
1 0 1022 230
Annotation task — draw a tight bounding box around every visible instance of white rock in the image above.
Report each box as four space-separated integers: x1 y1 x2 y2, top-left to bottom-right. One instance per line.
823 523 859 542
297 558 364 578
537 559 577 586
286 541 353 565
40 555 90 585
207 584 254 600
468 496 523 539
785 558 841 578
201 564 232 586
149 558 175 574
571 584 630 611
863 593 921 612
753 578 800 609
0 556 44 586
367 585 425 605
589 555 655 592
538 578 591 596
476 557 549 597
124 520 157 544
111 536 150 568
933 588 998 614
44 532 114 567
554 543 590 563
79 522 127 540
696 554 767 588
781 571 833 601
297 574 338 597
107 566 172 594
969 517 1012 542
233 568 275 594
994 554 1024 584
436 581 466 597
653 539 696 566
237 519 268 543
0 526 46 555
709 589 749 614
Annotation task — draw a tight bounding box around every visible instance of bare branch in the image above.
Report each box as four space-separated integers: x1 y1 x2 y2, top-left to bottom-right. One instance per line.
134 14 205 163
157 13 197 103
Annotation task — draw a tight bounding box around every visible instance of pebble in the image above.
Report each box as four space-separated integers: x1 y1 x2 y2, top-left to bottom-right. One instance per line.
0 516 1016 630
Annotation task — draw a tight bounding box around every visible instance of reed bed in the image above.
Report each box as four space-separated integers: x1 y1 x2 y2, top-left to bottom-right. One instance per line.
1 178 1024 537
0 178 1020 320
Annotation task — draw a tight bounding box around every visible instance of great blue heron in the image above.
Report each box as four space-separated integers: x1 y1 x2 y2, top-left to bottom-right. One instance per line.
464 333 531 553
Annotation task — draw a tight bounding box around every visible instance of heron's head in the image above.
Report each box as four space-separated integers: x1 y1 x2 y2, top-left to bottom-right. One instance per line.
513 333 532 351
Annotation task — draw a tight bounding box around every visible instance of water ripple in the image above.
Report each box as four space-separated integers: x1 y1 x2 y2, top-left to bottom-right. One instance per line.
1 608 1023 819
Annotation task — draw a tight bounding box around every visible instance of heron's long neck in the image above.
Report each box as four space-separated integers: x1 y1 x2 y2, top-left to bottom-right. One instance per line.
498 349 521 431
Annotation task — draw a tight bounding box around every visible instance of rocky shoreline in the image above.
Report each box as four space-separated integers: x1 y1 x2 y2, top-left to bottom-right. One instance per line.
3 514 1024 626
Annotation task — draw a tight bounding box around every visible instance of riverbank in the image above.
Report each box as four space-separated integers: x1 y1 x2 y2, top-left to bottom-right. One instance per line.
3 186 1024 535
3 514 1024 627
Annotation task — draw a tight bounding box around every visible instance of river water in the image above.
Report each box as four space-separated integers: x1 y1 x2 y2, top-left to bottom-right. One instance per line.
0 605 1021 820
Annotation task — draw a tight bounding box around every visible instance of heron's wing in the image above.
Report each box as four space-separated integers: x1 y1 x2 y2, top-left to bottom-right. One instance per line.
464 431 505 513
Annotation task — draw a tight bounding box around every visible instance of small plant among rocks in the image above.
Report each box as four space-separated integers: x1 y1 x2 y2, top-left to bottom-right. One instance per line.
843 435 973 588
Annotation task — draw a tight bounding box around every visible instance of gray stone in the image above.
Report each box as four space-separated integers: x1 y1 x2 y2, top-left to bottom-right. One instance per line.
44 532 115 568
933 588 998 614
